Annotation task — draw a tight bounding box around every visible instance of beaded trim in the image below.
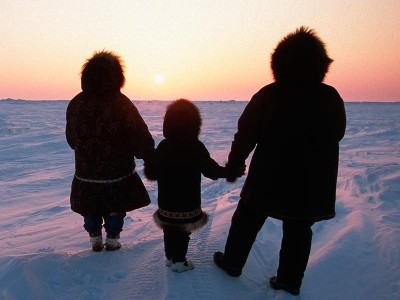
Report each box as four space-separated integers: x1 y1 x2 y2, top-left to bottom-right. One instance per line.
74 170 136 184
158 208 202 220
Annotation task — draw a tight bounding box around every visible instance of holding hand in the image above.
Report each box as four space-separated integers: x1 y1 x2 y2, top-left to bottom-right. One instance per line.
226 163 246 183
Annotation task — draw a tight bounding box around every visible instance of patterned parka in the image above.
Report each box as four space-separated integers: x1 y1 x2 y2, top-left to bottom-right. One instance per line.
66 51 154 216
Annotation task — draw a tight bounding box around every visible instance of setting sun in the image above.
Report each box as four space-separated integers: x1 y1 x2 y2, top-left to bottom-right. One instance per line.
154 74 165 85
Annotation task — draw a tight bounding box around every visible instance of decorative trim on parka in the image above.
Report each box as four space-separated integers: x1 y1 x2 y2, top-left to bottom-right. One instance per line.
153 209 209 233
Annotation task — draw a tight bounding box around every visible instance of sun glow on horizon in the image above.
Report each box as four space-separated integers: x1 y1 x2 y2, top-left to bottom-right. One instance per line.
154 74 165 85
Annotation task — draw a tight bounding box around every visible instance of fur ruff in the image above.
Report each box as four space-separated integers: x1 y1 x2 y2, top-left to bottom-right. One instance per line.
80 50 125 94
271 26 333 83
153 210 209 233
163 99 202 140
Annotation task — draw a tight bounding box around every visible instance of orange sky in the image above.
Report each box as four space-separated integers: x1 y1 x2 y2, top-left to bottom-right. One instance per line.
1 1 399 101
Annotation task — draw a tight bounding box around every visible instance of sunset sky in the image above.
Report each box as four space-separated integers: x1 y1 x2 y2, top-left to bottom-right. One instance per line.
1 0 399 102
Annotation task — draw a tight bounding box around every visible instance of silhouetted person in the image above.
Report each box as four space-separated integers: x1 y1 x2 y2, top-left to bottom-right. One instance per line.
214 27 346 295
144 99 243 272
66 50 154 252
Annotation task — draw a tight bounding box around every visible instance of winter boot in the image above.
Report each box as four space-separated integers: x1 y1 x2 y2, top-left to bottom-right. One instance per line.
213 251 242 277
166 258 173 267
89 231 104 252
171 259 194 273
105 233 121 251
269 276 300 295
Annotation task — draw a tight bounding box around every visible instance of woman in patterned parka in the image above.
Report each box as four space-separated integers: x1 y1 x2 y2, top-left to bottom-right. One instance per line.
66 50 154 251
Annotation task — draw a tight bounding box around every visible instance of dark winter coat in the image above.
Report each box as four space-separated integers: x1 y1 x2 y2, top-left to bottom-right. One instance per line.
145 138 226 231
66 91 154 216
227 82 346 221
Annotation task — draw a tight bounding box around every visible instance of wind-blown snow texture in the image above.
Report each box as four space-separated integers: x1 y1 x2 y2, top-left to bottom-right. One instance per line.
0 100 399 300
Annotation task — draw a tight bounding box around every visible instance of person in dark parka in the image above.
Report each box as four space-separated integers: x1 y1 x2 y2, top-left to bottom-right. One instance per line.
66 50 155 252
213 27 346 295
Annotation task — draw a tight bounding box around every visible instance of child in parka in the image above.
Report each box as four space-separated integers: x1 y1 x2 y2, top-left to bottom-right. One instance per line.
145 99 243 272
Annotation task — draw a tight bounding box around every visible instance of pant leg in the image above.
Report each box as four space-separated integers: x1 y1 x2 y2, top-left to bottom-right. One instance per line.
163 228 191 262
103 213 126 235
173 230 190 262
277 219 314 289
223 200 268 269
163 229 175 260
83 216 103 233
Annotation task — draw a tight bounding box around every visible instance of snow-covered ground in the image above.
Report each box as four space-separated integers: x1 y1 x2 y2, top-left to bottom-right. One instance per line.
0 99 399 300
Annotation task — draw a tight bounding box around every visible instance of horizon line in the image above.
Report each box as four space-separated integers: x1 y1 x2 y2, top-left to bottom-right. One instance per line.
1 98 400 103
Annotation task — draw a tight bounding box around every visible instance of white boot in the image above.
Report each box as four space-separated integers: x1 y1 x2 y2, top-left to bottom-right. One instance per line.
166 258 173 267
171 260 194 273
90 235 104 252
105 234 121 251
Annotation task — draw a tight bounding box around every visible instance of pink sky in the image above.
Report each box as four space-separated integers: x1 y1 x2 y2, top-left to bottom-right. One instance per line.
1 1 399 102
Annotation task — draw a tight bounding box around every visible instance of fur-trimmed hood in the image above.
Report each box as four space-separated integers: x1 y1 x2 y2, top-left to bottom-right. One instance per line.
163 99 202 140
80 50 125 95
271 26 333 83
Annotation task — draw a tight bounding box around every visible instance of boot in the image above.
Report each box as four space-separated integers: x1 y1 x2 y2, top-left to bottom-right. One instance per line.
105 233 121 251
171 259 194 273
213 251 242 277
166 258 173 267
89 231 104 252
269 276 300 295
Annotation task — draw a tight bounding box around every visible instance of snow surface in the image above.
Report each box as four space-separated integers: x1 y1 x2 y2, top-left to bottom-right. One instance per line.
0 100 399 300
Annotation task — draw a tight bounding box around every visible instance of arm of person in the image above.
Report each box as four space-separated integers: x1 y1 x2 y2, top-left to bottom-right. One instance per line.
326 86 347 142
125 99 155 162
226 91 265 178
334 91 347 141
199 142 228 180
143 157 158 180
65 123 74 149
65 100 75 149
144 145 159 181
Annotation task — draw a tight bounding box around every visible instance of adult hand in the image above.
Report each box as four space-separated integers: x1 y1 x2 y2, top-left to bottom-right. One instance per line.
226 163 246 183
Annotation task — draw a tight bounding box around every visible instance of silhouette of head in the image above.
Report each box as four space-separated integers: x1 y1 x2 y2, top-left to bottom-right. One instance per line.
271 26 333 83
81 50 125 94
163 99 202 140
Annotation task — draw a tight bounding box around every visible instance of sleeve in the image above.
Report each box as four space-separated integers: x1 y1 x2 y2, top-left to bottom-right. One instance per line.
199 142 227 180
144 144 160 181
327 87 347 142
334 91 347 141
227 92 265 167
125 100 155 161
65 101 75 149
